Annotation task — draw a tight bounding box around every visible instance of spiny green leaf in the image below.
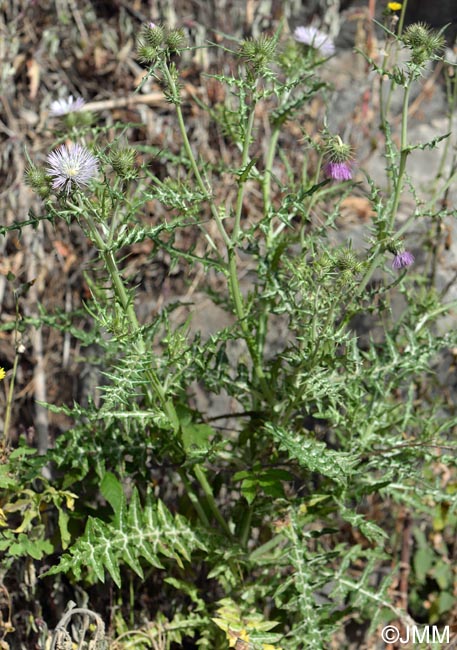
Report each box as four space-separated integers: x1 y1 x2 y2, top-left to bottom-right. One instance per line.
267 424 358 485
42 493 206 586
101 472 124 520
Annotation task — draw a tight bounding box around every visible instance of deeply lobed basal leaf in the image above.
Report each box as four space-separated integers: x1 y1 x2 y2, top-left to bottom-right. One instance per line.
43 489 206 587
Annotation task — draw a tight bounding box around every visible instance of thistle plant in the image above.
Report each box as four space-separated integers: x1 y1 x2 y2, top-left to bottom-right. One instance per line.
2 9 457 650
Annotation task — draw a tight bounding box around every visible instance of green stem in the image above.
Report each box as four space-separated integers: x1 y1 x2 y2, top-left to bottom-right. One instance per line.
379 39 397 159
228 249 274 402
356 205 420 298
234 104 256 242
82 206 180 431
430 68 457 203
258 124 280 372
162 62 274 403
81 202 233 532
358 77 413 296
263 125 281 235
178 469 210 527
397 0 408 38
3 345 19 448
228 102 275 397
389 82 411 231
379 0 410 173
358 73 418 296
239 503 253 548
194 464 232 536
356 244 383 298
156 62 275 530
161 64 231 249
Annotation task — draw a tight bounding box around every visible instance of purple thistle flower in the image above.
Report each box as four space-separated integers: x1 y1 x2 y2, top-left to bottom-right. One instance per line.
50 95 85 116
46 143 99 194
324 161 352 181
392 251 415 270
148 21 157 28
294 26 335 57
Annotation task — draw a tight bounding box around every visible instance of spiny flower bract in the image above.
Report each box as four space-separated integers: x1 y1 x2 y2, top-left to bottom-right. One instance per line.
25 164 51 199
164 27 187 52
239 35 277 73
46 143 99 194
144 22 164 47
50 95 85 116
402 23 445 66
294 26 335 58
323 134 353 180
109 146 137 180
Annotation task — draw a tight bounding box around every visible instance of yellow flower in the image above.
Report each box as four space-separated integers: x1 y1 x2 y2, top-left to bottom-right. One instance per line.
387 2 402 10
0 367 5 381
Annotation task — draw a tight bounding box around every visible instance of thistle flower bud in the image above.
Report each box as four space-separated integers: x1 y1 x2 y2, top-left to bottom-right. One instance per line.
64 110 94 129
164 28 187 53
137 40 159 64
25 164 51 198
143 23 164 48
109 146 137 181
338 268 355 286
324 135 352 163
314 253 333 277
238 35 277 75
402 23 445 66
37 185 52 200
336 248 358 271
25 164 46 188
323 135 353 181
334 248 363 280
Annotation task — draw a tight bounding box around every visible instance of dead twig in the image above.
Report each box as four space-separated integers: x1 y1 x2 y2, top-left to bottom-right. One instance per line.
81 91 173 113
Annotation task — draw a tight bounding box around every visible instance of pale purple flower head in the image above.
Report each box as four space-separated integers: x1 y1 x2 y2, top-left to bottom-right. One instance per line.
148 21 157 29
392 251 415 270
50 95 85 116
46 143 99 194
324 161 352 181
294 26 335 57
